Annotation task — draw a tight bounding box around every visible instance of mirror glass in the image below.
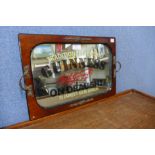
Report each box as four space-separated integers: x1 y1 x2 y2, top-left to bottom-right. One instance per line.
31 44 112 108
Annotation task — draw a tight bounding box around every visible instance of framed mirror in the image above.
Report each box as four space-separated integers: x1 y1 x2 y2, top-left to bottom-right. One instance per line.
19 34 116 120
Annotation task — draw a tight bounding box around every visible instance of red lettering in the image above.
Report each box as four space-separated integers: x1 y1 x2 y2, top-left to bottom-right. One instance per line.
57 68 94 85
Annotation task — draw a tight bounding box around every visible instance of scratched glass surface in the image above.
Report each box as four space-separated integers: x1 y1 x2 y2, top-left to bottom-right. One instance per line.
31 44 112 108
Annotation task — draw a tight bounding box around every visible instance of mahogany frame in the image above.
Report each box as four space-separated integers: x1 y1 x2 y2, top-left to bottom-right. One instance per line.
18 34 116 120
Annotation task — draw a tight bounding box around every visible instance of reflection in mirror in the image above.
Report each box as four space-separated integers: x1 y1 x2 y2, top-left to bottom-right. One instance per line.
31 44 112 108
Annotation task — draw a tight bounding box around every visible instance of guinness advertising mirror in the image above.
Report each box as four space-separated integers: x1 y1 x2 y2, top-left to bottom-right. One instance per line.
19 34 116 120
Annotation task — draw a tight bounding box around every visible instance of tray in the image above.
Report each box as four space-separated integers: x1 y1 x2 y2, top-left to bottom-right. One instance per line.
7 89 155 129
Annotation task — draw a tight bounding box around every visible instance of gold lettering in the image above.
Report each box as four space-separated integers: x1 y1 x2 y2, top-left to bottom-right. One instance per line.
48 51 76 62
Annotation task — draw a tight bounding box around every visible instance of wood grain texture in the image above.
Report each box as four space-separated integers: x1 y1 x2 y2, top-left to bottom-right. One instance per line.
6 89 155 129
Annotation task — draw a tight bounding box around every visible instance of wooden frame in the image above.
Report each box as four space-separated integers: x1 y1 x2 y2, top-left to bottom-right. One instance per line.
18 34 116 120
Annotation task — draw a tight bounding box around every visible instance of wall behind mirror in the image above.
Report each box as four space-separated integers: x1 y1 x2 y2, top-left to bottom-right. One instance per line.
0 26 155 128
